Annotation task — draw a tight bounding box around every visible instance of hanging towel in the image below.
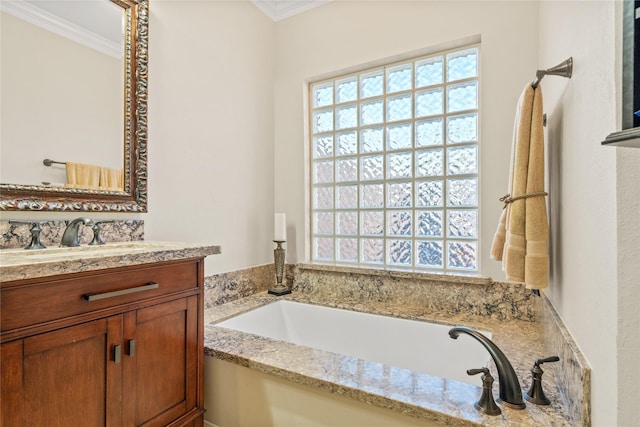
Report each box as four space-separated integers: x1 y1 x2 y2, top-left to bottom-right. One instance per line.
523 87 548 289
99 167 124 191
490 84 549 290
65 162 100 189
118 168 124 190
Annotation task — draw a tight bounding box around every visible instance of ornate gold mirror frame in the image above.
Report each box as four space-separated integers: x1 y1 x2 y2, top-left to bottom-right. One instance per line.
0 0 148 212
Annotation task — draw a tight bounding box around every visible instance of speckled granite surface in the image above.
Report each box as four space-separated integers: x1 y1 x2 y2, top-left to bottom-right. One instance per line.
204 265 590 426
205 264 273 309
0 219 144 249
204 263 296 308
0 241 221 282
294 264 538 322
540 296 591 426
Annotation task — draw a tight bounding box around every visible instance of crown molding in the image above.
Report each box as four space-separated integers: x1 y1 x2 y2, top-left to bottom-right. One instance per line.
251 0 329 22
0 0 122 58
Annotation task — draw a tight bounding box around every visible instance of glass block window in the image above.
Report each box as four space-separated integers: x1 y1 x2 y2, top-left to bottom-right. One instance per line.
310 45 479 272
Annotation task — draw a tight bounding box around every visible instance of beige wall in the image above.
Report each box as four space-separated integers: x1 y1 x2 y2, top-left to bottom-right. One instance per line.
274 0 539 280
206 358 441 427
539 0 640 424
616 145 640 426
1 12 123 186
144 0 276 274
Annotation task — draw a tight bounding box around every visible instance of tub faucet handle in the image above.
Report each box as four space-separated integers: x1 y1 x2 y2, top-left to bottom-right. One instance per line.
467 367 501 416
524 355 559 405
536 356 560 365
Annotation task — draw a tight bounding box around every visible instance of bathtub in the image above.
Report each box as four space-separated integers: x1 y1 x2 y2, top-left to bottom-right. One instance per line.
216 300 490 385
205 300 495 427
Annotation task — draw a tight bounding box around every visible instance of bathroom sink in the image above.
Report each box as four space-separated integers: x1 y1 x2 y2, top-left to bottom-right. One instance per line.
0 242 186 263
18 246 149 260
0 241 220 282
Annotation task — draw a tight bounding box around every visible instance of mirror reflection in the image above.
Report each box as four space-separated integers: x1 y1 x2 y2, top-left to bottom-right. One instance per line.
1 0 124 191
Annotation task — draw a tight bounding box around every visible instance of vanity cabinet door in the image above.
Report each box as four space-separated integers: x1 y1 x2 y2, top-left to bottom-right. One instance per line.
122 295 201 427
0 317 124 427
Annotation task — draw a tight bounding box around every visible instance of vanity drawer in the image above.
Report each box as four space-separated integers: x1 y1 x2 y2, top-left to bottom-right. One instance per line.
1 260 200 333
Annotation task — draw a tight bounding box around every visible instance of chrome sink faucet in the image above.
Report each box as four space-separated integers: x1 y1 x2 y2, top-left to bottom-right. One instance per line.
61 217 92 247
449 326 526 409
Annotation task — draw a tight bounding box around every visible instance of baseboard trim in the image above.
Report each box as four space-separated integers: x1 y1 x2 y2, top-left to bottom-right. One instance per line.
203 420 219 427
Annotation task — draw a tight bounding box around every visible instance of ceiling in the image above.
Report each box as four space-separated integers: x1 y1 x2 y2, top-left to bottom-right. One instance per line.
250 0 329 21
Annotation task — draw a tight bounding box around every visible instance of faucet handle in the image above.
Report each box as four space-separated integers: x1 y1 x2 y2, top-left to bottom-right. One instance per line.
524 355 559 405
467 367 502 416
466 367 487 376
9 221 46 250
89 221 115 246
535 356 560 367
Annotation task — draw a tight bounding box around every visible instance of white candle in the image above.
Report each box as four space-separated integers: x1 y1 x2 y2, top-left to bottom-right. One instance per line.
274 213 286 241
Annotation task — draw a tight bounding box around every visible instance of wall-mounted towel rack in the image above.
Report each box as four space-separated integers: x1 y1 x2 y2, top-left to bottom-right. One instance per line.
43 159 66 167
532 57 573 89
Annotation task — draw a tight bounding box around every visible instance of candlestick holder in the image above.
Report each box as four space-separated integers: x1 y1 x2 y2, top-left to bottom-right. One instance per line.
268 240 291 296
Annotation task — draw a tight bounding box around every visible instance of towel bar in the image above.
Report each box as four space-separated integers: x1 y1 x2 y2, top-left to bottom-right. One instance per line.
532 57 573 89
43 159 66 167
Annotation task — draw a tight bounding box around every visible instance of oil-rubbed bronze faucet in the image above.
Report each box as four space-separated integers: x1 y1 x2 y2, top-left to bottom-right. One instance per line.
449 326 526 409
467 367 501 415
61 217 92 247
89 220 116 245
524 356 560 405
9 221 46 249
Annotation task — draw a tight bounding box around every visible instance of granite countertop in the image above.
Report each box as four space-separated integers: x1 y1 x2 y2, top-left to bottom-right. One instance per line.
0 241 221 282
204 293 571 427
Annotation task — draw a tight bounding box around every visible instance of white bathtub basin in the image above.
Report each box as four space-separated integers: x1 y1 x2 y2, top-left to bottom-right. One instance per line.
216 300 491 385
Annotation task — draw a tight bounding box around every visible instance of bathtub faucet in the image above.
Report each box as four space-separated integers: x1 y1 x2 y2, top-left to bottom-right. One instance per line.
448 326 526 409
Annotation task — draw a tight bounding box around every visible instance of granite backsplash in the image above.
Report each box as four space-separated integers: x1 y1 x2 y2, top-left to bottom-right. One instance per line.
292 264 539 322
0 219 144 249
204 263 295 309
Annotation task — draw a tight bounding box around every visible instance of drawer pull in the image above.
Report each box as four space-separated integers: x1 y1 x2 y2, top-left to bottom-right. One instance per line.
83 282 159 301
127 339 136 357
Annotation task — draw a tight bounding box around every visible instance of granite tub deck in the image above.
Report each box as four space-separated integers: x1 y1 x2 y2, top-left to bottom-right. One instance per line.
204 292 579 427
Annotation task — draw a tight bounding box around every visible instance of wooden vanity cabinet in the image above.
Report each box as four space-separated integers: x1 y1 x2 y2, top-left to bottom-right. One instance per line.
1 258 206 427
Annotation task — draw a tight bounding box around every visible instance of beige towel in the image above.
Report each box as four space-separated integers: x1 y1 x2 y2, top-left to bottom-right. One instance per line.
524 88 548 289
99 167 124 191
65 162 100 189
118 169 124 190
491 84 548 289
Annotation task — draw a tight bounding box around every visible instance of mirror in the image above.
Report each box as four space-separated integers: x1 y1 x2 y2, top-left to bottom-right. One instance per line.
602 0 640 147
0 0 148 212
622 0 639 130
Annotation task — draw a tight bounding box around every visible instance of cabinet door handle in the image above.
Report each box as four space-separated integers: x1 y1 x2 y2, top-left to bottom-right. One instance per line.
114 344 122 363
83 282 159 301
127 339 136 357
